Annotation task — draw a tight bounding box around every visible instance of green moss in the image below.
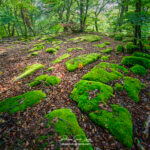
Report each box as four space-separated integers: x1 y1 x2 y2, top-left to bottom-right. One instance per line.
14 64 44 81
0 90 46 114
114 34 123 41
101 48 112 54
80 34 101 42
67 47 83 52
125 42 138 54
52 40 63 45
30 52 38 56
28 45 45 53
46 48 57 54
52 53 71 64
115 83 123 91
94 43 106 48
123 77 142 102
132 52 150 59
89 105 133 148
82 62 129 83
130 64 147 76
0 71 2 75
55 46 60 50
121 56 150 69
47 67 54 71
104 42 111 45
45 108 93 150
70 80 113 113
116 44 124 52
29 75 61 87
101 55 110 61
65 53 100 72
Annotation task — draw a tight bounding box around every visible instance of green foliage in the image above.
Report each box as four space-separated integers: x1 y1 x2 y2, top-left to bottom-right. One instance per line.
28 45 45 53
80 35 101 42
130 64 147 76
101 55 110 61
0 90 46 114
125 42 138 54
46 48 57 54
94 43 106 48
14 64 44 81
65 53 100 72
70 80 113 113
132 52 150 59
89 105 133 148
30 52 38 56
114 34 123 41
29 75 61 87
116 45 124 52
67 47 83 52
101 48 112 54
115 83 123 92
45 109 93 150
82 62 129 83
121 56 150 69
123 77 142 102
52 53 70 64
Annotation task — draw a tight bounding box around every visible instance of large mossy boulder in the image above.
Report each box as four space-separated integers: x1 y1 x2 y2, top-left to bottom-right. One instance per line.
89 105 133 148
70 80 113 113
14 64 45 81
66 53 100 72
0 90 46 114
82 62 129 83
121 56 150 69
123 77 143 102
45 108 93 150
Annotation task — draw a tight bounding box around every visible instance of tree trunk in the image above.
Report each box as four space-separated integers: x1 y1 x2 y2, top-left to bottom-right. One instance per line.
95 15 98 32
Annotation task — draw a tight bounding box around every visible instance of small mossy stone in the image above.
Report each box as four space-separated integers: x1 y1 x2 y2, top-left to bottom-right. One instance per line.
30 52 38 56
89 105 133 148
125 42 138 54
46 48 57 54
47 67 54 71
0 90 46 114
52 53 70 64
116 44 124 52
132 52 150 59
123 77 142 102
66 53 100 72
70 80 113 113
104 42 111 45
115 83 123 91
94 43 106 48
101 55 110 61
121 56 150 69
101 48 112 54
14 64 44 81
130 64 147 76
45 76 61 86
55 46 60 50
67 47 83 52
80 34 101 42
45 108 93 150
82 62 129 83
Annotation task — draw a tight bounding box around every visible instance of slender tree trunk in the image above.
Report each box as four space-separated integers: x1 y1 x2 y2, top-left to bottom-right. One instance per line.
95 15 98 32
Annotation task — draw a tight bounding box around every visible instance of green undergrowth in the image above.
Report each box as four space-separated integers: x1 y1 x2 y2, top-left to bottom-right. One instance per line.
123 77 143 102
114 34 123 41
101 48 112 54
121 56 150 69
14 64 44 81
65 53 100 72
52 53 70 64
101 55 110 61
125 42 137 54
132 52 150 59
45 108 93 150
116 44 124 52
67 47 83 52
89 105 133 148
82 62 129 83
29 75 61 87
130 64 147 76
70 80 113 113
0 90 46 114
80 34 101 42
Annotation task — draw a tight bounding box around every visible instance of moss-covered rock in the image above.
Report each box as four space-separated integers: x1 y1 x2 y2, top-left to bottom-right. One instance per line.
121 56 150 69
0 90 46 114
55 46 60 50
104 42 111 45
65 53 100 72
101 48 112 54
114 34 123 41
46 48 57 54
123 77 142 102
47 67 54 71
130 64 147 76
89 105 133 148
70 80 113 113
45 108 93 150
28 45 45 53
52 53 70 64
82 62 129 83
116 44 124 52
132 52 150 59
14 64 45 81
29 75 61 87
94 43 106 48
115 83 123 91
125 42 137 54
101 55 110 61
52 40 63 45
30 52 38 56
67 47 83 52
80 34 101 42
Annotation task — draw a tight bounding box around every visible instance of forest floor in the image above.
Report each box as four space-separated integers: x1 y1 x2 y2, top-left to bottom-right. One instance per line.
0 32 150 150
